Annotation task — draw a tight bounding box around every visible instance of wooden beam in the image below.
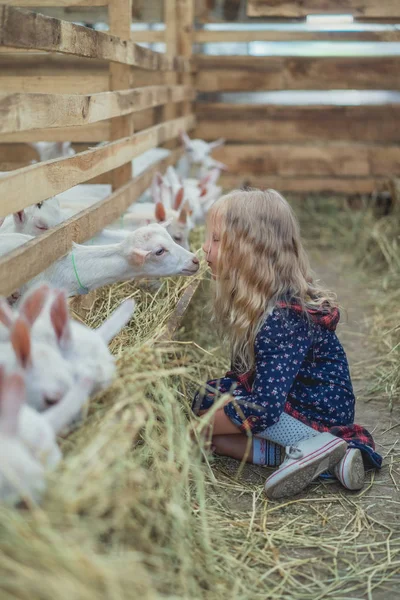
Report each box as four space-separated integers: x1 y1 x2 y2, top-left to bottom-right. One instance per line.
0 1 107 5
212 143 400 177
219 173 388 195
195 55 400 92
131 30 165 44
0 86 195 134
0 6 190 72
0 106 156 142
0 121 110 143
158 279 201 341
177 0 194 117
247 0 400 18
0 148 183 298
108 0 133 191
194 28 400 43
195 103 400 143
162 0 178 150
0 114 195 217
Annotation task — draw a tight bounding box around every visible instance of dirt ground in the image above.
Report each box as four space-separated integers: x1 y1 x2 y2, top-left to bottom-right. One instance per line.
187 248 400 599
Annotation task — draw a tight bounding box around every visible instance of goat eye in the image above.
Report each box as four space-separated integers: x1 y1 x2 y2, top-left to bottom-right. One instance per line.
174 235 182 242
36 202 43 209
155 248 165 256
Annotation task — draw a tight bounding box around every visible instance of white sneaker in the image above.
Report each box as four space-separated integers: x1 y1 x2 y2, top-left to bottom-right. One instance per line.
334 448 365 490
264 432 347 500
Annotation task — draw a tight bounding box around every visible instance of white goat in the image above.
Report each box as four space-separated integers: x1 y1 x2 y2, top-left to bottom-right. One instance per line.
0 224 199 300
0 197 64 237
178 131 227 178
29 142 75 163
0 366 92 505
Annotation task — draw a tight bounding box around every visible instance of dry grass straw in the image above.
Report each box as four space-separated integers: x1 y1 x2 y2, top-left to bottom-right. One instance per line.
1 220 399 599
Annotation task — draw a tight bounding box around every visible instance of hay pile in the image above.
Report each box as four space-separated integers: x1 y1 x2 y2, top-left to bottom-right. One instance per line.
0 220 399 599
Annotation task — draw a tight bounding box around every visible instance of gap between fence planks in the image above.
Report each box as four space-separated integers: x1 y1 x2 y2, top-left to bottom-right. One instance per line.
194 28 400 43
0 148 183 298
247 0 400 18
0 6 191 72
195 55 400 92
195 103 400 143
0 86 195 134
0 114 195 216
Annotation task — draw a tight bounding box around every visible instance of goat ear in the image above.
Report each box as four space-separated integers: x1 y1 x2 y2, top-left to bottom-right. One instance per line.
0 370 25 436
97 299 136 344
10 318 32 369
180 130 191 148
174 188 184 210
50 290 72 352
208 137 225 150
19 284 50 326
199 186 208 198
13 211 26 227
151 172 162 203
178 204 188 225
155 202 166 223
0 298 14 328
130 248 151 266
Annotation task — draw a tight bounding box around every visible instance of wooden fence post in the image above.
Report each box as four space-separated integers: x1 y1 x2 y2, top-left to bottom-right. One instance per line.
161 0 178 149
177 0 194 119
109 0 133 191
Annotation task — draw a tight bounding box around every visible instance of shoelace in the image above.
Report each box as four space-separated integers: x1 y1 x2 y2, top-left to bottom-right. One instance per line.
285 445 304 460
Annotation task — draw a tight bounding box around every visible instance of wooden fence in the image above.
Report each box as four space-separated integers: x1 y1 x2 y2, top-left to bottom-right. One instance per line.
0 0 197 318
194 1 400 195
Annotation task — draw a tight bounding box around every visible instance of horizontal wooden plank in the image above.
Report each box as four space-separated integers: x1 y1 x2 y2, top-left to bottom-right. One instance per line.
194 28 400 43
0 1 107 5
0 114 195 216
0 148 184 298
195 55 400 92
247 0 400 18
195 103 400 143
0 6 190 72
0 54 169 93
0 121 110 143
219 173 389 195
131 30 165 43
213 143 400 177
0 85 195 133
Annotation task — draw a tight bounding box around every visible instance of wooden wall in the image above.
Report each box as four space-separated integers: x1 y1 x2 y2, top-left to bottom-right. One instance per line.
194 0 400 194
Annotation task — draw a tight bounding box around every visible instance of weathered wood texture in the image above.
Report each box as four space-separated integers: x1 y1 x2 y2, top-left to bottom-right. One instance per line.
0 86 195 134
195 104 400 143
194 28 400 43
177 0 194 117
0 6 191 71
0 114 195 216
195 56 400 92
0 54 167 94
0 148 183 298
247 0 400 18
212 144 400 177
219 174 389 195
162 0 178 150
108 0 134 191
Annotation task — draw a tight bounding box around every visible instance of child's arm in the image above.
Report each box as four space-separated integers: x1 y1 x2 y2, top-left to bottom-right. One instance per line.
222 310 314 435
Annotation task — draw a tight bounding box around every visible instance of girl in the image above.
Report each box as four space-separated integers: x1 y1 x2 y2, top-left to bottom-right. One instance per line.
193 189 382 500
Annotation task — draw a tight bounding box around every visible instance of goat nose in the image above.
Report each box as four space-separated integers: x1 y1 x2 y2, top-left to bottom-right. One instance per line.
192 257 199 265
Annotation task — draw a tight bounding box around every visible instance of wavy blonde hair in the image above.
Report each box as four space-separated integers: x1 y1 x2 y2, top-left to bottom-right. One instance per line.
207 189 337 373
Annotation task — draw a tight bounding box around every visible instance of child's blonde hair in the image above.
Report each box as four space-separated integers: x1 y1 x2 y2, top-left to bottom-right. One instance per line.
207 188 337 373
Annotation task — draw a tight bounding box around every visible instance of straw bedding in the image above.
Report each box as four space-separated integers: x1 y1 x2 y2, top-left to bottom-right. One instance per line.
1 204 399 599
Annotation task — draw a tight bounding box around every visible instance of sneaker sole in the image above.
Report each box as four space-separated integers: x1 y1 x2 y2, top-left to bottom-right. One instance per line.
265 438 347 500
337 449 365 490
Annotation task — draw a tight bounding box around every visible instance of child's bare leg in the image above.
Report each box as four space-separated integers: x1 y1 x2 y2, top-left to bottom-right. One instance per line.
212 434 254 463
